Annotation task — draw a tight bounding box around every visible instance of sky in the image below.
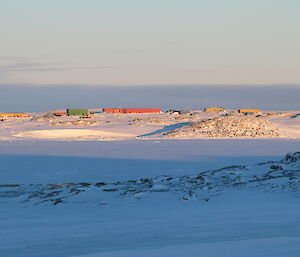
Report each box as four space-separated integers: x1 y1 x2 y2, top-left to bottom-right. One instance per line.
1 84 299 112
0 0 300 85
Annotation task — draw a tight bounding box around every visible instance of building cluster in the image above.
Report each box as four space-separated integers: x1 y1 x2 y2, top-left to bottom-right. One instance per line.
0 107 265 119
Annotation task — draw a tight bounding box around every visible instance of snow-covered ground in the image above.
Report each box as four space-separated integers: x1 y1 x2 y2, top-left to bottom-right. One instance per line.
0 112 299 257
1 110 300 141
0 139 299 257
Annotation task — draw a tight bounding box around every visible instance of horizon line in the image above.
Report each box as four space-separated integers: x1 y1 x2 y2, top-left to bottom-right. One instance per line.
1 83 300 87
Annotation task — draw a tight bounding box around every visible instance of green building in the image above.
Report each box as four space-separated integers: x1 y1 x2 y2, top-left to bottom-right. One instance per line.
67 109 89 116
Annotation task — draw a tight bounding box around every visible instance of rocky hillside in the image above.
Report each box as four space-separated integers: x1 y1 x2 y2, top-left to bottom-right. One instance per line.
164 115 287 138
0 152 299 206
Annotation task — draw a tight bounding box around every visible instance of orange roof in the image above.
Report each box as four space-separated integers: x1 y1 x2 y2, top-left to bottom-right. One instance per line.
204 108 225 112
0 113 28 117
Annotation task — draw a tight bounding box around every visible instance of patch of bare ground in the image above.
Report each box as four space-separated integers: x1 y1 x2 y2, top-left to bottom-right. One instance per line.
130 117 175 126
130 113 206 126
50 120 100 126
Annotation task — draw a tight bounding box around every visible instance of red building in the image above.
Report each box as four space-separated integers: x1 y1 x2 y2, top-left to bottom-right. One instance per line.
103 108 161 114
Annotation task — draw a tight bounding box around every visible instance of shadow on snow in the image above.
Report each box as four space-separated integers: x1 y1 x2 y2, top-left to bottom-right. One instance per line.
138 122 191 137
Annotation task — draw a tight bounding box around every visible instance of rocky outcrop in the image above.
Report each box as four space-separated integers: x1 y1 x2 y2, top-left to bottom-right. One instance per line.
283 152 300 164
165 115 287 138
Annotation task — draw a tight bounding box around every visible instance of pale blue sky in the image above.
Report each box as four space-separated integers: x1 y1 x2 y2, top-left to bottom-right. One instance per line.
0 0 299 85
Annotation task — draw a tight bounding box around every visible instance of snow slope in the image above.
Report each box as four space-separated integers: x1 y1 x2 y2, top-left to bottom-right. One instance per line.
14 129 135 141
1 152 299 205
0 147 300 257
1 139 300 184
